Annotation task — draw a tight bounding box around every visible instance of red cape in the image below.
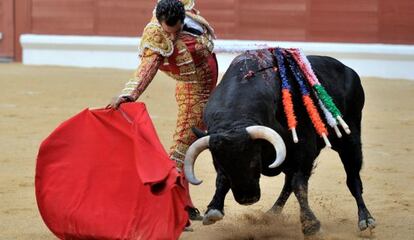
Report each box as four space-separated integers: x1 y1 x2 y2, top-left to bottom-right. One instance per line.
35 103 189 240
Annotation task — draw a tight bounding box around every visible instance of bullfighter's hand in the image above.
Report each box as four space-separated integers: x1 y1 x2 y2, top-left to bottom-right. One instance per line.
107 96 132 110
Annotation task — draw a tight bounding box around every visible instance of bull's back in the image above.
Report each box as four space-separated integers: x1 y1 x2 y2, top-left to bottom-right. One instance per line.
205 52 364 129
308 56 365 116
204 50 279 127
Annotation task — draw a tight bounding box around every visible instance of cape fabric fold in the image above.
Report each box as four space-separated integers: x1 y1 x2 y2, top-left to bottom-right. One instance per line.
35 102 188 240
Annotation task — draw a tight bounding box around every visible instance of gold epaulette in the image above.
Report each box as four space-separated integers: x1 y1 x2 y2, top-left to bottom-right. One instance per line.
181 0 195 10
139 21 174 57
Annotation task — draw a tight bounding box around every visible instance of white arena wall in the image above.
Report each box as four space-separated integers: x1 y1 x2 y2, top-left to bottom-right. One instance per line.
20 34 414 80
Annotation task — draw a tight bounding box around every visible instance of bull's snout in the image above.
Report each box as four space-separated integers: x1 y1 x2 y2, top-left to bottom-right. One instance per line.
237 195 260 205
232 183 261 205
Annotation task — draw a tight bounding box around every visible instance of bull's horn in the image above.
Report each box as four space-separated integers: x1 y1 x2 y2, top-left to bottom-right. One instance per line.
184 136 210 185
246 126 286 168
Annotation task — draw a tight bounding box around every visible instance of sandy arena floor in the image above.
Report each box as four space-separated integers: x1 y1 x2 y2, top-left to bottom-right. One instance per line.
0 63 413 239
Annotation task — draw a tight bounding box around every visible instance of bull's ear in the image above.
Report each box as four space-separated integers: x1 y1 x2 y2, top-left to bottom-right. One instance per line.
192 127 208 138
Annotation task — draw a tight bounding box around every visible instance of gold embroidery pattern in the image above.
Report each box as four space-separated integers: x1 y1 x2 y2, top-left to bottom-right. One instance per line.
175 50 192 65
120 50 162 100
174 40 197 76
181 0 195 10
194 36 213 58
163 72 195 82
139 19 174 57
179 65 197 75
169 58 217 169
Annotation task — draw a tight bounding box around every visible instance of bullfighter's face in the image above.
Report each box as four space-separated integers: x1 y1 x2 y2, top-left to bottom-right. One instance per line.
160 20 183 40
210 130 262 205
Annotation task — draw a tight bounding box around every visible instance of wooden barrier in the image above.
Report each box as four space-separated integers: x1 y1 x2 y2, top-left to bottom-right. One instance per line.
0 0 14 59
3 0 414 60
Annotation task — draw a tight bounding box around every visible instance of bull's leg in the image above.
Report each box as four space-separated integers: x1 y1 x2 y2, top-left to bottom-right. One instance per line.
337 130 376 231
268 174 293 214
204 172 230 225
292 172 321 235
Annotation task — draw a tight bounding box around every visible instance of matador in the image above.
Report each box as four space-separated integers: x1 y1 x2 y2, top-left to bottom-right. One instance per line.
109 0 217 221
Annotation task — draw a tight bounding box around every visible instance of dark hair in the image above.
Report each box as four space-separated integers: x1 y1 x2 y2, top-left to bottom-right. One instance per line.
156 0 185 26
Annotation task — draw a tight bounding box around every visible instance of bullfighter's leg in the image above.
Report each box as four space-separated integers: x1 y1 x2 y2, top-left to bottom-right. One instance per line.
169 82 213 221
203 161 230 225
269 174 293 214
292 172 321 235
336 124 376 231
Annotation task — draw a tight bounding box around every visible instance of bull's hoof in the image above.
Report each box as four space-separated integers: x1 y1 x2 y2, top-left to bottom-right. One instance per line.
302 219 321 236
202 209 224 225
358 217 376 231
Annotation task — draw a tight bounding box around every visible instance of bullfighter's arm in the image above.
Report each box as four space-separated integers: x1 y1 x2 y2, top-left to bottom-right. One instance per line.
119 49 163 101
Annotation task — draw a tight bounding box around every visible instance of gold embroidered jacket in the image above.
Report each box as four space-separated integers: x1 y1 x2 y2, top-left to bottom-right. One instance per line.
120 0 215 100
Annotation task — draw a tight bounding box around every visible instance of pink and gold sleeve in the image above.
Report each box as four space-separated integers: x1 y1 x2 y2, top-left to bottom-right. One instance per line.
119 49 163 100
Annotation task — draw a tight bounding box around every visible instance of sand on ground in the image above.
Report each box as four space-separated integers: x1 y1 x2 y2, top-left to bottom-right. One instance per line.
0 63 413 239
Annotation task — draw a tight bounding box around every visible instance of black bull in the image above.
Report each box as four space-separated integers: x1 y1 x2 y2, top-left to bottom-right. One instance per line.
184 48 375 235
